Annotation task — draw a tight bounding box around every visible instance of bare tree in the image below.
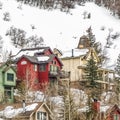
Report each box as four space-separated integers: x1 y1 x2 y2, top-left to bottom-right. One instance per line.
6 26 27 48
26 35 44 48
3 12 10 21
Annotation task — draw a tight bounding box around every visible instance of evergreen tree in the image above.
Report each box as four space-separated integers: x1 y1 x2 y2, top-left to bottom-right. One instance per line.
86 26 96 47
94 42 106 65
84 58 100 120
84 58 100 90
113 54 120 105
115 53 120 76
85 27 106 65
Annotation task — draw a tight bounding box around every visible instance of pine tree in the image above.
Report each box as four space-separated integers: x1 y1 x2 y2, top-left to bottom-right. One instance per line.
84 58 99 89
86 26 96 47
114 54 120 105
86 27 106 65
84 58 100 120
115 53 120 76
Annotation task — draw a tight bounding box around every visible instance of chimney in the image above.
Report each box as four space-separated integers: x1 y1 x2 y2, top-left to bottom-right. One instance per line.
22 100 26 113
72 49 74 57
92 98 100 112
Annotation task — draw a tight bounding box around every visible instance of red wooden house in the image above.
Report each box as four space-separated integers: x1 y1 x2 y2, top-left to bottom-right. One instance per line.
105 104 120 120
15 47 63 90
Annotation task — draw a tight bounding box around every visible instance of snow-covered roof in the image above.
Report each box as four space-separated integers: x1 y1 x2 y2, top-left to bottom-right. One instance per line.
37 56 49 62
0 102 52 119
61 48 89 58
12 47 51 59
0 103 38 119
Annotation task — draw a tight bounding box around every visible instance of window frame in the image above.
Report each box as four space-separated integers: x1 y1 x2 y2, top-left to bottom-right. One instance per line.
39 64 46 72
34 64 37 71
37 111 47 120
7 73 14 82
113 114 119 120
4 87 12 99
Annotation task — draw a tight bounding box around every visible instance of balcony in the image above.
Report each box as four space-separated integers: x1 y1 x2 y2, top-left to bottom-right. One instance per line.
59 71 70 79
49 71 59 78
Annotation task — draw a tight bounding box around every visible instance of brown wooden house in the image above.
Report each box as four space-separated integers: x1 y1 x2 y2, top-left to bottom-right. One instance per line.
105 104 120 120
0 102 53 120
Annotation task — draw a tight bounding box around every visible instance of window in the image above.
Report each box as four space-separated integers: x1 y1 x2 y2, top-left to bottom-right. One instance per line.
21 60 27 65
34 64 37 71
50 65 53 71
39 64 46 71
7 73 14 81
4 87 11 99
54 66 57 72
114 114 119 120
52 60 56 65
37 112 46 120
49 65 58 72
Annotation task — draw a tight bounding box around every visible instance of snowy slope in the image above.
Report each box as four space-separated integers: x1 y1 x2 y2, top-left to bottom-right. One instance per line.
0 0 120 69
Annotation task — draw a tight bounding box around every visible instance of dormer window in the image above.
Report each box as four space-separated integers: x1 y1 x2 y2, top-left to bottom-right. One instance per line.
37 112 47 120
52 60 56 65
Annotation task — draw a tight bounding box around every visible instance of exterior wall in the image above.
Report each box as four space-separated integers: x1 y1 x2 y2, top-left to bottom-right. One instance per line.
38 63 49 84
107 110 120 120
17 58 39 90
17 51 63 90
4 68 16 86
0 85 4 102
5 87 14 103
44 49 53 55
38 57 62 84
61 48 99 82
0 64 16 103
48 57 61 72
62 57 81 81
0 65 7 85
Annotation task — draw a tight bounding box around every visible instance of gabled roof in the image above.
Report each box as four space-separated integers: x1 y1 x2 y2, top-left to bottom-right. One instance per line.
0 102 53 119
12 47 53 59
16 54 63 66
0 62 16 73
106 104 120 115
53 48 63 56
83 47 100 62
61 48 89 59
77 35 90 49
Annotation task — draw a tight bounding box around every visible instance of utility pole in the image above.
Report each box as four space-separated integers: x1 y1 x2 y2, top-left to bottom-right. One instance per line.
68 71 71 120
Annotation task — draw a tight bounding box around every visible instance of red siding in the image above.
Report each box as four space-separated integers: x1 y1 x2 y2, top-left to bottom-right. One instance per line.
38 64 49 84
44 49 53 55
107 108 120 120
16 51 63 90
48 57 61 72
17 57 39 90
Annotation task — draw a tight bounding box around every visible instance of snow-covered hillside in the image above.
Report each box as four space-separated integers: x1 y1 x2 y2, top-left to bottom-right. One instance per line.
0 0 120 69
